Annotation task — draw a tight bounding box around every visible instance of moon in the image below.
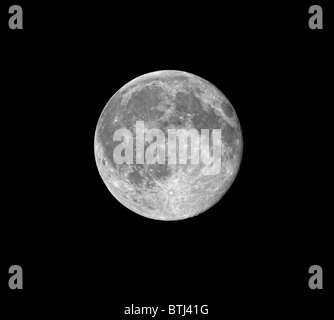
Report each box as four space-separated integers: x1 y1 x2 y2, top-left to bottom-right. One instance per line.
94 70 243 221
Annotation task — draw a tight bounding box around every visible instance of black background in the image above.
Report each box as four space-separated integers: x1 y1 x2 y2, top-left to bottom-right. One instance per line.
2 0 332 318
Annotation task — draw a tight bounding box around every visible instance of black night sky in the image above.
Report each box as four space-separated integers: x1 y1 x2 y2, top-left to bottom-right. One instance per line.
2 0 332 318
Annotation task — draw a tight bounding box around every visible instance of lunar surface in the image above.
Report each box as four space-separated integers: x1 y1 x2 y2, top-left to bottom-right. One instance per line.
94 70 243 220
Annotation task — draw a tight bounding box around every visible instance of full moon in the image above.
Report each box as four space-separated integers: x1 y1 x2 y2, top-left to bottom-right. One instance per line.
94 70 243 220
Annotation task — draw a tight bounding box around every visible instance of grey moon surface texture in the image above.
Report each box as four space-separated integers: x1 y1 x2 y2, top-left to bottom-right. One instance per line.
94 70 243 221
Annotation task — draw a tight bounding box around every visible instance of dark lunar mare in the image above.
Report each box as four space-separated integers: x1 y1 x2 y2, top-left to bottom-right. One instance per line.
98 82 239 178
